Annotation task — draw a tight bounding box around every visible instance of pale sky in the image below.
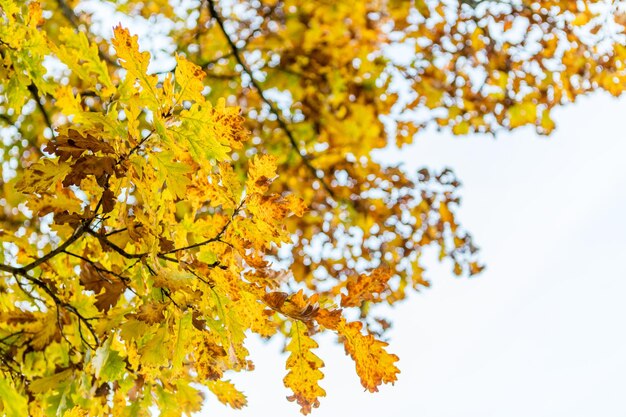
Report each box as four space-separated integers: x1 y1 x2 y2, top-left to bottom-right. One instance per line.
200 92 626 416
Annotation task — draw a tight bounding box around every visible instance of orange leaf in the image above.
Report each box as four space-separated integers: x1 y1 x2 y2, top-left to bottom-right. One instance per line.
338 320 400 392
341 267 391 308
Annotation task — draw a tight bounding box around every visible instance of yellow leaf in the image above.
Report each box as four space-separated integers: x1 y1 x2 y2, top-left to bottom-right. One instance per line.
195 333 228 381
16 158 72 194
285 194 307 217
470 27 485 50
25 312 61 350
151 150 192 200
54 85 83 117
173 312 193 372
207 380 247 409
439 201 457 231
29 370 73 394
111 25 159 106
168 100 247 163
284 322 326 415
138 326 170 377
246 154 277 195
52 28 115 96
173 381 205 415
507 102 537 128
175 54 206 104
217 161 244 206
112 25 149 77
234 291 277 337
0 377 28 417
415 0 430 18
63 406 88 417
541 109 556 133
572 12 590 26
452 120 470 135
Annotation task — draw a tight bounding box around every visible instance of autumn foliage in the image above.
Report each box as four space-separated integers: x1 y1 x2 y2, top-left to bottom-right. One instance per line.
0 0 624 415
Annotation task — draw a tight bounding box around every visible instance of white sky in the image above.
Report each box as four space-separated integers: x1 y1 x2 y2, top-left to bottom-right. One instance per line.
200 92 626 416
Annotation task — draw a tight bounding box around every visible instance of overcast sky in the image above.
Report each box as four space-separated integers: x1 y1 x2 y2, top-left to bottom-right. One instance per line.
200 92 626 416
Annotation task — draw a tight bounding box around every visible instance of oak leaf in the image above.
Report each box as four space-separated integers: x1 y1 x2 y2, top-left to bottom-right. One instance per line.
207 380 248 409
112 25 159 106
284 322 326 415
341 267 392 308
16 159 72 194
337 320 400 392
79 262 125 312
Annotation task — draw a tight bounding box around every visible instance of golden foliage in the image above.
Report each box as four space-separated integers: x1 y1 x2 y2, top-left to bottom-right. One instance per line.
284 322 326 414
0 0 623 415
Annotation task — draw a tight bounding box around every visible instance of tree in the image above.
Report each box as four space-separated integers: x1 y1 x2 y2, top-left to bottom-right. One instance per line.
0 0 624 415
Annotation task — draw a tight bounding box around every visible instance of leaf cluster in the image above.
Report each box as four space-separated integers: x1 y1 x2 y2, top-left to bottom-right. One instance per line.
0 0 624 415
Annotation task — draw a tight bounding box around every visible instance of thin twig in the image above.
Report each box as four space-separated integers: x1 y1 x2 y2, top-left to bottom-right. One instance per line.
163 200 243 254
104 227 127 237
12 269 99 349
86 228 144 259
27 84 55 138
22 221 90 272
13 276 46 304
0 221 90 275
63 250 136 295
55 0 120 67
205 0 336 198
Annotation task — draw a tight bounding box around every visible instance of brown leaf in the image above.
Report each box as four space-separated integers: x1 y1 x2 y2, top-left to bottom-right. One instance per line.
133 302 166 324
101 189 116 213
264 290 319 322
45 129 116 161
62 155 116 187
192 310 207 331
79 262 125 312
159 237 175 252
262 291 288 310
196 336 228 381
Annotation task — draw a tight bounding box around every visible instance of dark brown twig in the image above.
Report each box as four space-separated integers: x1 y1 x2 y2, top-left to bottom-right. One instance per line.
12 269 99 349
55 0 120 67
27 84 55 138
205 0 336 199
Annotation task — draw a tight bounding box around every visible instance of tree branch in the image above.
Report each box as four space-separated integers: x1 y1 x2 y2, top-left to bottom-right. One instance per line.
13 269 99 349
205 0 336 199
163 200 243 255
55 0 120 68
0 121 149 276
27 84 55 138
85 201 241 265
85 227 145 259
64 250 138 295
24 222 90 272
0 220 90 275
